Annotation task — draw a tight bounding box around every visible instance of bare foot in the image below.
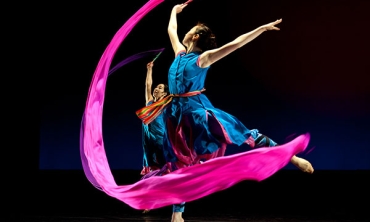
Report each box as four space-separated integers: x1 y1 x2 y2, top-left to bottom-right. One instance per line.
291 156 314 174
171 212 184 222
142 209 150 214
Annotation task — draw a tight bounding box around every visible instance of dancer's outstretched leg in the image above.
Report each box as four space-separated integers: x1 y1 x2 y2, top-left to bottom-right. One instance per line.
290 155 314 173
249 130 314 174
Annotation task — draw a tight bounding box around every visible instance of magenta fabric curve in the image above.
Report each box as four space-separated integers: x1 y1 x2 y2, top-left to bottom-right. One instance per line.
81 0 165 189
80 112 102 190
115 134 310 210
81 0 311 210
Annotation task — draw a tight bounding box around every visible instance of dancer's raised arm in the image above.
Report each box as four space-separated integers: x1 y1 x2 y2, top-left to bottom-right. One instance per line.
145 62 154 105
167 4 188 56
198 19 282 68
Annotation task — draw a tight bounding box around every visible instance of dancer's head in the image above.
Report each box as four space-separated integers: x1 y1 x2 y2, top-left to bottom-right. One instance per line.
182 22 217 51
153 84 169 101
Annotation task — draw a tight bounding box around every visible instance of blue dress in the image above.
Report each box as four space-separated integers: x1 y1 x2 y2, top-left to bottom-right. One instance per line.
142 100 166 172
162 51 270 168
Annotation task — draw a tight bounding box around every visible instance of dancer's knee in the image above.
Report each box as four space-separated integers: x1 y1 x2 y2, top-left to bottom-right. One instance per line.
254 133 278 148
250 129 260 140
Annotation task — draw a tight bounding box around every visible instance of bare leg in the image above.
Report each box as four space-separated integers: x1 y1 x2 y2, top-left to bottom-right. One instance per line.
171 212 184 222
250 131 314 174
290 155 314 174
171 203 185 222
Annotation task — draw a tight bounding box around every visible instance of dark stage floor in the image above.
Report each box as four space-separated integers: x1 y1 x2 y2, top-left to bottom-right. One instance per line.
8 170 369 221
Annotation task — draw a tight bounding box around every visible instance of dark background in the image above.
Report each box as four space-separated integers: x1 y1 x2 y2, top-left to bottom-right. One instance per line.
40 0 370 170
7 0 368 220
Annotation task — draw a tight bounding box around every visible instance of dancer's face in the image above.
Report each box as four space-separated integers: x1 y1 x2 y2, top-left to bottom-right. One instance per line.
153 84 167 100
182 26 199 47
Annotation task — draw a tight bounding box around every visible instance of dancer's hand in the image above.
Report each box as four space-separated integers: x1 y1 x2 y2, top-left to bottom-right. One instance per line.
173 3 188 14
262 19 282 31
147 62 153 69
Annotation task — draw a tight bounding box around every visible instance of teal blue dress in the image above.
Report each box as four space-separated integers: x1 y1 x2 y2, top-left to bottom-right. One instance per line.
142 100 166 172
162 51 259 168
162 51 278 213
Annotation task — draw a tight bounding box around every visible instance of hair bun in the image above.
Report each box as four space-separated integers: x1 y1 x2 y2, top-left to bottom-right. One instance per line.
195 23 217 50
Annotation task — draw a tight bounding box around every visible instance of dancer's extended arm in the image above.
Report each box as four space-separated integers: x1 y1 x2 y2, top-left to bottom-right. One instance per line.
198 19 282 68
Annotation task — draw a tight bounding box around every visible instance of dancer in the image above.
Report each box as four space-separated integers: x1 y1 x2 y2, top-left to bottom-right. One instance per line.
141 61 169 214
164 2 314 172
136 2 313 221
141 61 168 176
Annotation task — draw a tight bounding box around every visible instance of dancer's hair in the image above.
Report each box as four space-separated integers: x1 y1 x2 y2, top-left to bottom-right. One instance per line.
163 84 169 95
194 22 217 51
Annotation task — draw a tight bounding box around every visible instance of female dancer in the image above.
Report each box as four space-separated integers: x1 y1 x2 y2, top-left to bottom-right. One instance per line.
141 61 170 214
155 3 314 221
141 61 168 176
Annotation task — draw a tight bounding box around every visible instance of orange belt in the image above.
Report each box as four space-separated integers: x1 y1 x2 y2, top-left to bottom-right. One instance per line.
136 89 204 125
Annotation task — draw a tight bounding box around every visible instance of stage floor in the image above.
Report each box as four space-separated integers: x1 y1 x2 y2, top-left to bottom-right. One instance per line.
9 214 367 222
8 170 369 221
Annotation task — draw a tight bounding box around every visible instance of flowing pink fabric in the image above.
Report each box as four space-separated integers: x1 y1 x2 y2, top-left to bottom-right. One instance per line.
117 135 309 209
81 0 165 193
81 0 311 210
